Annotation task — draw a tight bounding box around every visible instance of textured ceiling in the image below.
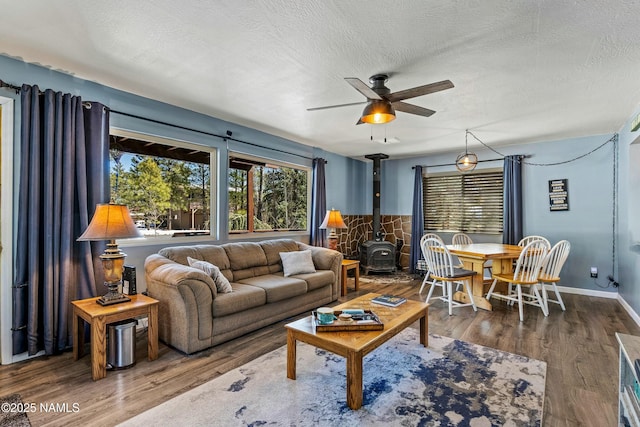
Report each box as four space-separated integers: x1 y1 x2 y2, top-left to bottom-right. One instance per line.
2 0 640 159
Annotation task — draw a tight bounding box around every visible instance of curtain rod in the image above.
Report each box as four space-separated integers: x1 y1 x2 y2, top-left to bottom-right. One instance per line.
0 80 21 93
412 157 506 169
109 109 314 161
0 77 315 161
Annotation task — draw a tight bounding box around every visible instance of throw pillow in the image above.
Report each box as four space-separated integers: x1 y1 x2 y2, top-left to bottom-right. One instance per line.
280 250 316 277
187 256 233 293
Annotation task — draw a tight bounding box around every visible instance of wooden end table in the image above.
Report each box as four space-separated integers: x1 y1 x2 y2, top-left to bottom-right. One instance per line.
341 259 360 296
285 293 429 410
72 293 159 381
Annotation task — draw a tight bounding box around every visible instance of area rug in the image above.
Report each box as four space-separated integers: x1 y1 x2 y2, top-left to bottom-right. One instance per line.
0 394 31 427
359 271 418 285
120 329 546 427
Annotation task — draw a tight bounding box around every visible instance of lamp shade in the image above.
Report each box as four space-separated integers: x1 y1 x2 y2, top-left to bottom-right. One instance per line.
319 209 347 230
78 203 142 241
361 100 396 124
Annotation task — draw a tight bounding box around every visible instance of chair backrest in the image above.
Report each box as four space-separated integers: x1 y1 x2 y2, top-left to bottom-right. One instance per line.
420 233 444 249
518 235 551 250
541 240 571 279
513 240 549 283
421 237 455 279
452 233 473 245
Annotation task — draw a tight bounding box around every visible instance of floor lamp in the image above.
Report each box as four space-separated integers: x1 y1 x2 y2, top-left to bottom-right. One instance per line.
319 209 347 251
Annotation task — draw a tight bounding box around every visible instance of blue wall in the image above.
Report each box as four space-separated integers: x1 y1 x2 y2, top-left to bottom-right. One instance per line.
0 54 368 292
383 133 619 295
617 105 640 313
2 52 640 312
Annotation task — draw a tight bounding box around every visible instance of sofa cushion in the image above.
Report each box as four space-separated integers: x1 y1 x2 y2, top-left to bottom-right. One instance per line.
260 239 299 266
280 250 316 277
158 245 233 280
223 242 271 280
286 270 335 291
238 274 307 303
187 257 233 293
212 283 266 317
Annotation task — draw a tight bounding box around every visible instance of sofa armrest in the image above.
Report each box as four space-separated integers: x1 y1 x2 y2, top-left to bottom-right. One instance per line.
297 243 343 299
144 254 217 353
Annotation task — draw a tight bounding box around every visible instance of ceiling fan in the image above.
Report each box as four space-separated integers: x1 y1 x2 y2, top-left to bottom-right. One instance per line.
307 74 454 125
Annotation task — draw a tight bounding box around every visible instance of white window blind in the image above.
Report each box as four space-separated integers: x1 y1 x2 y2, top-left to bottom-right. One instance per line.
423 170 503 233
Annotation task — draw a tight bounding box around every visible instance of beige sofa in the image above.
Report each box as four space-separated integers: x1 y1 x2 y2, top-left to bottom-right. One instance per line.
144 239 342 354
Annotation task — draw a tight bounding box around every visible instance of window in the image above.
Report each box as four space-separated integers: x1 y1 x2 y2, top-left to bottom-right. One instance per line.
228 153 309 233
109 130 215 239
423 169 503 233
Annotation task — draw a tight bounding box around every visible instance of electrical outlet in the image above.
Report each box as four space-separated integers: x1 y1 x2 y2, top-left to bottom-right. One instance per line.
590 267 598 278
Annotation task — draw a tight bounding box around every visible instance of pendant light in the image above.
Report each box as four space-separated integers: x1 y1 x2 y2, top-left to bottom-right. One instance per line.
455 130 478 172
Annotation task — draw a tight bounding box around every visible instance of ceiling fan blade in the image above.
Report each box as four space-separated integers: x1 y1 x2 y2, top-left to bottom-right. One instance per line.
344 77 382 100
307 101 367 111
386 80 454 103
392 101 436 117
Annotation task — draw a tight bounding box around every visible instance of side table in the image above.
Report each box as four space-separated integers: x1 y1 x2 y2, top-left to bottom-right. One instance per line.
341 259 360 296
72 293 159 380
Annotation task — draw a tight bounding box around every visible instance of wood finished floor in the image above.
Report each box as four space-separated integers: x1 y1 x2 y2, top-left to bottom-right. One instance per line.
1 277 638 427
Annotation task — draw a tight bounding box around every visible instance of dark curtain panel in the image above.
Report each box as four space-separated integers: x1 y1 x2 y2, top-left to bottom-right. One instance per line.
409 166 424 274
502 155 523 245
310 158 327 247
13 85 109 355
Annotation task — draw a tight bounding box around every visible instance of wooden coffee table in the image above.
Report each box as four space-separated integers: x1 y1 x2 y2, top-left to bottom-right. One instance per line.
285 293 429 410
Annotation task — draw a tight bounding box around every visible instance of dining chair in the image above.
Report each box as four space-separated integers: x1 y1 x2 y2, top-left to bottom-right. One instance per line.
451 233 492 278
486 240 549 321
421 237 477 315
418 233 445 293
452 232 473 245
537 240 571 312
518 235 551 250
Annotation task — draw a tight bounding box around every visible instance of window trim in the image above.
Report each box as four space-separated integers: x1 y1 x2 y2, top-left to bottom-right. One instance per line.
227 151 311 237
423 167 504 234
110 128 218 247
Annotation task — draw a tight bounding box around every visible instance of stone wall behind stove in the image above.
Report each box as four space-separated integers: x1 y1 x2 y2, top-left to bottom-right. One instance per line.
335 215 413 270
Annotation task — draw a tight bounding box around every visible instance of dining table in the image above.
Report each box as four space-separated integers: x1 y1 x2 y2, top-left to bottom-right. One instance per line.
446 243 523 311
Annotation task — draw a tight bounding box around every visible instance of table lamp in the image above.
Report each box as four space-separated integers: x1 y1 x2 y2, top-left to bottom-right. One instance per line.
78 203 142 306
319 208 347 251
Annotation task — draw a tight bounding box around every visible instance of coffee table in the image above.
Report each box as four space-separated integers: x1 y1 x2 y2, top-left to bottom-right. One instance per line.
285 293 429 410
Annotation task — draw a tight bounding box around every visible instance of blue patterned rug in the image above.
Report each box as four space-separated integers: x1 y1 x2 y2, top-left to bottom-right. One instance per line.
121 328 546 426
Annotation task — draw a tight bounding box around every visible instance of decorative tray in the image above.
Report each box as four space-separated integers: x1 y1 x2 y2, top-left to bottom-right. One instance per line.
311 309 384 332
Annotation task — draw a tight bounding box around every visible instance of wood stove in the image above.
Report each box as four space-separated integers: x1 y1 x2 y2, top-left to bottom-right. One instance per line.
360 153 396 274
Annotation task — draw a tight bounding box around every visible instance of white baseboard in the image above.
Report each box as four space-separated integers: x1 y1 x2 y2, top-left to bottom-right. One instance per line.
546 285 640 328
617 294 640 327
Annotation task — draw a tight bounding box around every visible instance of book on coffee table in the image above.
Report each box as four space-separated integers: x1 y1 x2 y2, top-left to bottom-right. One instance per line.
371 294 407 307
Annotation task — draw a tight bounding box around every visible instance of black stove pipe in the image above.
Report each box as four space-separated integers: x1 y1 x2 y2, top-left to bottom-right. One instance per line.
365 153 389 241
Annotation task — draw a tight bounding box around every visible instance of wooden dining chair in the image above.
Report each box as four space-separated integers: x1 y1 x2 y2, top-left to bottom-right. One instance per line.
451 233 491 278
486 240 549 321
452 232 473 245
418 233 445 293
421 237 477 315
518 235 551 250
537 240 570 312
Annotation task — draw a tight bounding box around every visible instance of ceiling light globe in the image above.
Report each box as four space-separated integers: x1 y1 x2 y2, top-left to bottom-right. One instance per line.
456 152 478 172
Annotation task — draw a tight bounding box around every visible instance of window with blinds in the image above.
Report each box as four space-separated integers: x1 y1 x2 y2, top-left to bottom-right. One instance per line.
423 170 503 233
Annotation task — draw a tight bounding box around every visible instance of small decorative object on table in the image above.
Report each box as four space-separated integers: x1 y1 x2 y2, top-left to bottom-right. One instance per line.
312 309 383 331
371 294 407 307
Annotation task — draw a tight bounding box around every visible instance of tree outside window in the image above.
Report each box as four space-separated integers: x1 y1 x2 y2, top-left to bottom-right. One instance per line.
228 155 308 233
109 134 213 238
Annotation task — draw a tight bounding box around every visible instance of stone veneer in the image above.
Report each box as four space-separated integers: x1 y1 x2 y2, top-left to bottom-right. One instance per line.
335 215 413 270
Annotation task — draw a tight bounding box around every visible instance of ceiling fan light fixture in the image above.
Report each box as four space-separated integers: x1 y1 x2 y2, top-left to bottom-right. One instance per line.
455 130 478 172
361 100 396 124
